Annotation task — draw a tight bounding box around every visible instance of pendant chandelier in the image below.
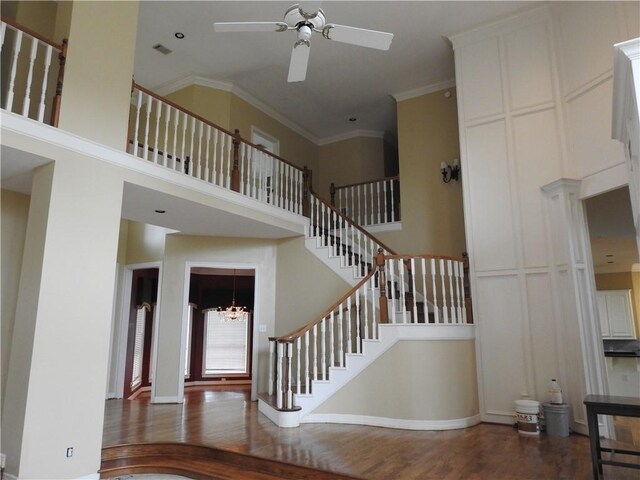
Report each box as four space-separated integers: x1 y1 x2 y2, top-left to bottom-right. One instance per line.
218 269 246 321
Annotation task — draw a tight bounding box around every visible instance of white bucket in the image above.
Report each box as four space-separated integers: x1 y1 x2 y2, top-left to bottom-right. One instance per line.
515 400 540 436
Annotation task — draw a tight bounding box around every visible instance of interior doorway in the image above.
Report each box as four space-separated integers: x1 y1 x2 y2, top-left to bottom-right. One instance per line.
123 267 159 399
184 267 255 386
584 186 640 446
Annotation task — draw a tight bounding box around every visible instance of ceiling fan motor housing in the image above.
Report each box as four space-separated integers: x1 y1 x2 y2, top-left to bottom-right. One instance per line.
284 4 326 31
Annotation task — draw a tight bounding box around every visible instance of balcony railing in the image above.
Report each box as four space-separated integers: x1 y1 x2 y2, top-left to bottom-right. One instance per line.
129 82 309 217
330 176 400 227
0 17 66 126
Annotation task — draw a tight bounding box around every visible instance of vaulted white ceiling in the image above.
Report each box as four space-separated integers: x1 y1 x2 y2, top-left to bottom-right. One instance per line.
133 1 530 141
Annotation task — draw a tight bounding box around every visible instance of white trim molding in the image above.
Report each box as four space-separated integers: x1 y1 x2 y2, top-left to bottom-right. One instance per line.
317 129 385 146
392 79 456 102
301 413 481 431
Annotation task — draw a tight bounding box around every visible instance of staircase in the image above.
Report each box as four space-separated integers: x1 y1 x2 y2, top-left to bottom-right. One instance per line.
258 193 470 428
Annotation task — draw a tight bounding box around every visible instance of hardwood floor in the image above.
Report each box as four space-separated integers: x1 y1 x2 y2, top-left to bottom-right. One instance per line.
102 386 640 479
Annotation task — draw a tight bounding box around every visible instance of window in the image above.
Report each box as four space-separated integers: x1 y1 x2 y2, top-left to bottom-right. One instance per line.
202 309 250 376
130 303 150 388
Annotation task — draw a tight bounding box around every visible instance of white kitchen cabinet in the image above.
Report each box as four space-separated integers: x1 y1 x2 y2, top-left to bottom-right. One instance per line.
596 290 636 339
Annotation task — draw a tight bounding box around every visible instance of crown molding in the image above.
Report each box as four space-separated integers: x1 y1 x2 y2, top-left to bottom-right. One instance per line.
392 79 456 102
150 75 320 145
317 129 385 147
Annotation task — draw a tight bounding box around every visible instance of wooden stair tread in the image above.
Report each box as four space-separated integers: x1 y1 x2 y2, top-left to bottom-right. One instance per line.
101 443 362 480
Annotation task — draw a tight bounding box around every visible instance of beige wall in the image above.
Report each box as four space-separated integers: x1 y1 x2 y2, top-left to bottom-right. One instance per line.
59 1 139 149
317 136 386 197
155 235 279 398
376 88 466 256
275 237 351 337
165 84 232 131
229 95 319 177
596 271 640 337
313 340 478 421
0 190 30 410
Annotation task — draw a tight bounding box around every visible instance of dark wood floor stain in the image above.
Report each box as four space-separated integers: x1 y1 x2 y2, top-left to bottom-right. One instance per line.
102 386 640 479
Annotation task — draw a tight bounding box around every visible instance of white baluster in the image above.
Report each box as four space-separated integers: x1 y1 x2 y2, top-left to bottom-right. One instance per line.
196 122 203 178
179 112 189 172
304 330 310 394
447 260 456 323
204 125 211 182
274 160 281 208
152 98 161 164
411 258 418 323
321 318 326 380
421 258 429 323
460 261 467 324
431 258 440 323
131 89 142 155
355 292 361 354
400 259 407 323
171 107 179 169
313 324 318 382
389 258 397 323
142 94 152 161
286 343 293 408
390 180 396 222
455 261 463 323
376 181 381 225
346 300 353 354
211 129 219 184
6 30 23 113
162 103 170 167
368 182 373 225
0 23 7 53
330 311 335 368
440 259 449 323
21 37 38 116
370 275 377 338
276 342 283 409
296 337 301 395
268 340 274 396
338 307 344 368
225 133 232 188
37 44 52 123
383 180 389 223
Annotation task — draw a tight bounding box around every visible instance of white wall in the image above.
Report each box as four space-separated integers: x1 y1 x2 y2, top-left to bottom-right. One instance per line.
451 3 638 431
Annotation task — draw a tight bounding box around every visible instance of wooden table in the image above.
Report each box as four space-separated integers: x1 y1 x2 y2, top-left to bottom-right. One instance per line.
584 394 640 479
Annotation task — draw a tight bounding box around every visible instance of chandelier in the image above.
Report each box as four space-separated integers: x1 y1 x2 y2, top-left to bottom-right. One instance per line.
218 269 246 321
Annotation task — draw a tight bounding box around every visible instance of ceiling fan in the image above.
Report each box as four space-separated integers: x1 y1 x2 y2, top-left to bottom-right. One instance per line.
213 3 394 82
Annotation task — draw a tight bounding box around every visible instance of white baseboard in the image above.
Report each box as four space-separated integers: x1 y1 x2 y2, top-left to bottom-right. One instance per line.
75 474 99 480
152 395 182 404
301 413 481 430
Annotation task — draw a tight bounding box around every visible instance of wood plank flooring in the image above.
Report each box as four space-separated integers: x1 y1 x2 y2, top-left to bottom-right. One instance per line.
102 386 640 479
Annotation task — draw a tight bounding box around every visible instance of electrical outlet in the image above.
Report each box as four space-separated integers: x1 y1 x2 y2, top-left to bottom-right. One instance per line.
1 452 6 468
259 324 267 333
66 447 73 458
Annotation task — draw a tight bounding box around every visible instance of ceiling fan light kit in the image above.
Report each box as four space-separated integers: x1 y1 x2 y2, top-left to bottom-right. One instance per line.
213 3 393 82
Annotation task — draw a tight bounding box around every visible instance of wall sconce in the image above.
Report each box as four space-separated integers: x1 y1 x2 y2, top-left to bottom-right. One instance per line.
440 159 460 183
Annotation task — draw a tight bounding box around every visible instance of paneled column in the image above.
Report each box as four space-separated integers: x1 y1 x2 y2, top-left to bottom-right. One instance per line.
2 158 123 479
541 179 607 429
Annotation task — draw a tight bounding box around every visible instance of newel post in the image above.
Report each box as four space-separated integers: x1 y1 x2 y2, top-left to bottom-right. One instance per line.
330 182 336 206
302 166 312 217
376 248 389 324
231 129 241 192
50 38 68 127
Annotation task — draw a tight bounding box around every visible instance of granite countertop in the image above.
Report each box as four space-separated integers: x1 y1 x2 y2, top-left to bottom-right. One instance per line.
603 339 640 358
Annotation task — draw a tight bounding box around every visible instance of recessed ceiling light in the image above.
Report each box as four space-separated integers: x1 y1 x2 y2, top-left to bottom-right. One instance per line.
349 117 357 122
155 209 166 214
607 261 614 264
175 32 185 39
605 254 614 257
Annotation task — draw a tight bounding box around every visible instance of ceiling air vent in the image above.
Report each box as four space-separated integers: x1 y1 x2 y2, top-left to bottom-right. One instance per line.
152 44 172 55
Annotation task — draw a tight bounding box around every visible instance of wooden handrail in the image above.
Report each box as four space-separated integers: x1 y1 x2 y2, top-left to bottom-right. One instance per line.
333 175 399 191
131 81 304 172
0 16 64 50
385 253 465 263
309 190 398 255
272 265 379 342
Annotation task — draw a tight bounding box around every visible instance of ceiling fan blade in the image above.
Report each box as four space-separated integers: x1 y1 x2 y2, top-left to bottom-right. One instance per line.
288 42 310 82
213 22 288 33
323 24 393 51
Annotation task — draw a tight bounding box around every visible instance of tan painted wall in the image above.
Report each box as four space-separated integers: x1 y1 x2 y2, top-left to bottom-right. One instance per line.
317 136 386 197
275 237 351 337
376 88 466 257
155 235 279 398
596 271 640 337
125 220 169 264
313 340 478 421
59 1 139 149
0 190 30 410
229 95 319 177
